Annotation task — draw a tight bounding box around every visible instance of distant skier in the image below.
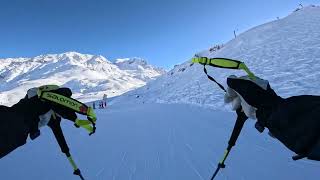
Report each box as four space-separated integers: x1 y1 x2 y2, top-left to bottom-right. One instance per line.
224 75 320 160
103 94 107 100
0 85 96 159
103 94 108 108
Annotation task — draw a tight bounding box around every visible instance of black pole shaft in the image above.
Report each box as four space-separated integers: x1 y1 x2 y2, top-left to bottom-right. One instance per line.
210 166 221 180
74 169 86 180
79 173 85 180
209 109 248 180
210 163 225 180
210 149 230 180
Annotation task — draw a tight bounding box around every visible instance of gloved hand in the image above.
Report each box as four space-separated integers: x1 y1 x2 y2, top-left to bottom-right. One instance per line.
224 75 274 119
224 75 281 134
227 75 279 106
225 75 320 161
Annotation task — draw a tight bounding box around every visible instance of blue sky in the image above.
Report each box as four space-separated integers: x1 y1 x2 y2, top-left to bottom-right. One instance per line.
0 0 319 69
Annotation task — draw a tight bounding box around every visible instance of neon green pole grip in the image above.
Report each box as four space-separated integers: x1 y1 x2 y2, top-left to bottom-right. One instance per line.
220 150 229 164
67 156 78 171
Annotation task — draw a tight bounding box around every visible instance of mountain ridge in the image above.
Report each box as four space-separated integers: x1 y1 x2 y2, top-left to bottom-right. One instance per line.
0 52 165 105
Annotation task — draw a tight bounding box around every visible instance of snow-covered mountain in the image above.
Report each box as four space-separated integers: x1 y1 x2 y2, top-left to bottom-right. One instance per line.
115 57 166 81
114 5 320 110
0 52 165 106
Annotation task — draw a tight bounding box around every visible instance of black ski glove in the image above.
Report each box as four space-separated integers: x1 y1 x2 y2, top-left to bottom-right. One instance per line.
226 76 320 161
226 75 280 110
225 75 281 133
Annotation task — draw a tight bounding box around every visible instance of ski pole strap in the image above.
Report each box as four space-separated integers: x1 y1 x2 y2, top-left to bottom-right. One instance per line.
210 108 248 180
39 91 89 115
192 57 256 79
203 65 227 92
192 57 255 93
38 91 97 135
74 119 96 135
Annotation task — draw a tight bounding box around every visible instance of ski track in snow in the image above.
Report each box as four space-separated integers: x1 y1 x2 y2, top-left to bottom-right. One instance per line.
95 167 105 178
0 103 319 180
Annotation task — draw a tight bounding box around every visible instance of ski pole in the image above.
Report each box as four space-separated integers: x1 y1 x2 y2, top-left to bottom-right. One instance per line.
67 154 86 180
210 147 231 180
210 108 247 180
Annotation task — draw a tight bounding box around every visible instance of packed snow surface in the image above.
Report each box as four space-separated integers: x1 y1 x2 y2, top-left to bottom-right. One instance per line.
0 103 319 180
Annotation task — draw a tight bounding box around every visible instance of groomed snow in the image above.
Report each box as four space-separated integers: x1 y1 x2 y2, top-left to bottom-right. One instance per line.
0 103 319 180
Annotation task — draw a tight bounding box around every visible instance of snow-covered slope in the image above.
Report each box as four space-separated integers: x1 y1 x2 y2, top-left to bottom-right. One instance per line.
0 52 165 106
114 5 320 110
1 103 319 180
115 57 166 81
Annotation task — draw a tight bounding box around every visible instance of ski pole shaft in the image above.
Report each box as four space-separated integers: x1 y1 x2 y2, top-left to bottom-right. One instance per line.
74 169 85 180
210 109 247 180
67 155 86 180
210 149 230 180
210 163 223 180
79 174 85 180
